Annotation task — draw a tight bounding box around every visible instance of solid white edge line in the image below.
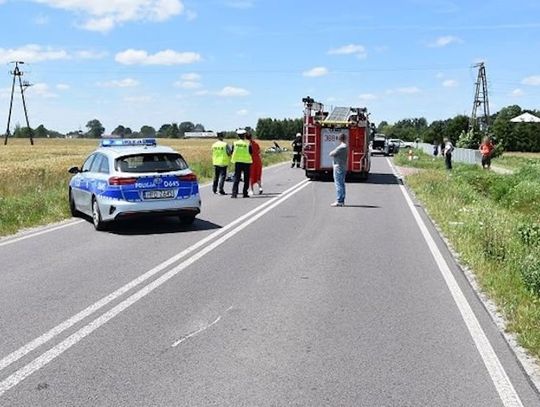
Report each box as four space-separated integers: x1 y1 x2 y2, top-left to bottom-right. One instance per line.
0 179 311 396
0 161 290 247
387 158 524 407
0 220 85 248
0 178 309 373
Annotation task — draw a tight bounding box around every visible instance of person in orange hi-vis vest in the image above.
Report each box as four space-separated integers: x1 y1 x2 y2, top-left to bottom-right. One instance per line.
246 132 263 195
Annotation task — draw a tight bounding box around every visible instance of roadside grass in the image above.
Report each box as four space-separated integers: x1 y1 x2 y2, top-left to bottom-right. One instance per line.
0 138 290 236
396 150 540 359
495 152 540 170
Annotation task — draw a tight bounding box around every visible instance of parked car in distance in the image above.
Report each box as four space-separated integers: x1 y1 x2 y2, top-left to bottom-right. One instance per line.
371 134 398 156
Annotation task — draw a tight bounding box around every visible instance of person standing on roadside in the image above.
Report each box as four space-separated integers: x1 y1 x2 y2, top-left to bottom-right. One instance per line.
211 132 231 195
291 133 302 168
246 132 263 195
230 129 253 198
479 136 494 170
443 137 454 170
432 140 439 158
329 133 348 207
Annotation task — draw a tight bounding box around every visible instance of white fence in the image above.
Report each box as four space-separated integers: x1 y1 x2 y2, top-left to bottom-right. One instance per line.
417 143 481 165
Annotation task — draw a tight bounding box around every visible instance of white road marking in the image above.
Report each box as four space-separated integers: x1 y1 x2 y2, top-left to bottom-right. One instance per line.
387 158 524 407
172 316 222 347
0 220 84 248
0 180 310 396
0 179 308 374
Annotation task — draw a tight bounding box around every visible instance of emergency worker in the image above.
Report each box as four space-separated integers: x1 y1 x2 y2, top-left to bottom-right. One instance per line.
291 133 302 168
230 129 253 198
211 132 231 195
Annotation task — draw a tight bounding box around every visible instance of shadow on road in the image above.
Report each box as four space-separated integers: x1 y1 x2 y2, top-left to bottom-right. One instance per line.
106 217 222 236
363 172 399 185
343 204 381 209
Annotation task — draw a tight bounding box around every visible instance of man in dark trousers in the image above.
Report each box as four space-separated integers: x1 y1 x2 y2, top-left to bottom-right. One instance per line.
230 129 253 198
211 132 231 195
291 133 302 168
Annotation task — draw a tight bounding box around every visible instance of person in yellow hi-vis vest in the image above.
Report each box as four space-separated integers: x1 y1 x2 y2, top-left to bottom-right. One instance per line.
230 128 253 198
211 132 231 195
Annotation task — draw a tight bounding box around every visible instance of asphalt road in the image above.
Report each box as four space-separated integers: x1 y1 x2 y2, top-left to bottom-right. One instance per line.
0 158 539 406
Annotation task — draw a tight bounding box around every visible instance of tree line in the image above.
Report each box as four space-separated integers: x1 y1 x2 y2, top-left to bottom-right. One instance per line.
8 105 539 151
378 104 540 152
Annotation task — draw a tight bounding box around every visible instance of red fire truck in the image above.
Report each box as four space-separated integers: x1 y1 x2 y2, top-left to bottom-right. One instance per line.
302 96 371 180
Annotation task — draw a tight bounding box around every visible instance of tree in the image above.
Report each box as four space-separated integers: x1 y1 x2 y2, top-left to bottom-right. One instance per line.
140 125 156 137
86 119 105 138
179 121 195 137
35 124 48 138
112 125 126 138
158 124 172 137
193 123 205 132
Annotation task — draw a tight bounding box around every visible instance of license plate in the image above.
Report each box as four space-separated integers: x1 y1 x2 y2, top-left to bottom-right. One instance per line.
143 190 175 200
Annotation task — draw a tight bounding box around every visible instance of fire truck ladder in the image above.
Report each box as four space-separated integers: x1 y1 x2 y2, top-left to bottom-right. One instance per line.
304 118 318 170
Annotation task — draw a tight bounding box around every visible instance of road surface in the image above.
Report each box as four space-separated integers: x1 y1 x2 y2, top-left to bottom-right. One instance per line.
0 157 539 406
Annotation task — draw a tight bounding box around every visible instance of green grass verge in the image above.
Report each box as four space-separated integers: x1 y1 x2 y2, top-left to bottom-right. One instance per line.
395 151 540 359
0 151 290 237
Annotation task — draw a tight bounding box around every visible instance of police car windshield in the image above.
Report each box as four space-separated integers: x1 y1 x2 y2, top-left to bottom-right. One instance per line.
115 153 188 173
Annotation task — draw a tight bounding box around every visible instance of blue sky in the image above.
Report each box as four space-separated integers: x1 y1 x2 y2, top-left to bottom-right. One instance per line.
0 0 539 133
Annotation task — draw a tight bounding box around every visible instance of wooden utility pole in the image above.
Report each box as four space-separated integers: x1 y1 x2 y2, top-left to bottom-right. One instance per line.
4 61 33 145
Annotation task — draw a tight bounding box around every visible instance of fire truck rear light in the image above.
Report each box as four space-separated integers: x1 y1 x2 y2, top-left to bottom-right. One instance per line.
109 176 137 185
178 173 197 182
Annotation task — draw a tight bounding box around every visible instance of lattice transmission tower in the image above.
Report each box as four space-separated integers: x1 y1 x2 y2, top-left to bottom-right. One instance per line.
468 62 490 136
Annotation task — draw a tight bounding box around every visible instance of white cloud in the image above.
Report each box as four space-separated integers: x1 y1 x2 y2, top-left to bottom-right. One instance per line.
428 35 462 47
174 80 201 89
359 93 377 101
194 90 210 96
181 73 201 81
56 84 70 90
31 83 58 98
328 44 367 59
303 66 329 77
99 78 140 88
217 86 250 97
442 79 458 88
0 44 68 64
522 75 540 86
236 109 249 116
115 49 201 65
435 72 445 79
33 0 184 32
511 88 525 97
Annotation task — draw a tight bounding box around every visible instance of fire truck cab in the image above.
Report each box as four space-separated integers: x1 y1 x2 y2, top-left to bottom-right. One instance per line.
302 96 371 181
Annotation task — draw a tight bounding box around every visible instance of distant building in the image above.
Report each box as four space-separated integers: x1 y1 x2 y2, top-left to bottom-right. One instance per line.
184 131 216 139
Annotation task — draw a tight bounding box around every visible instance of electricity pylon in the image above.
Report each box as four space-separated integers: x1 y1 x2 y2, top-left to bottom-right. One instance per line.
469 62 490 136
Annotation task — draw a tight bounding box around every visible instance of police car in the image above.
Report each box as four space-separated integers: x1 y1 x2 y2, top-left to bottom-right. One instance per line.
68 138 201 230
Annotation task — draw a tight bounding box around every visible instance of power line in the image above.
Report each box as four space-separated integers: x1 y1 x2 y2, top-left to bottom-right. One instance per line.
4 61 33 146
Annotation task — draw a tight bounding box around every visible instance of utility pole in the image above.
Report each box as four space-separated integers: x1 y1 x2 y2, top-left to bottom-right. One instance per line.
4 61 33 145
469 62 490 137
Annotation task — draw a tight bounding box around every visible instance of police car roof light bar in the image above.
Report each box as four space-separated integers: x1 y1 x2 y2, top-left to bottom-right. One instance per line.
100 138 157 147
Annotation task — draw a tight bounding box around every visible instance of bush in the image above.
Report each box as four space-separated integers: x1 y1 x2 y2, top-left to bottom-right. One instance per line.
518 223 540 247
505 180 540 214
520 254 540 296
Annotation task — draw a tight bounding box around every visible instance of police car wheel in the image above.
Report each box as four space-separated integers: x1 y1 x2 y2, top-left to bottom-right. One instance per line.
69 189 80 217
92 198 107 231
179 215 195 226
